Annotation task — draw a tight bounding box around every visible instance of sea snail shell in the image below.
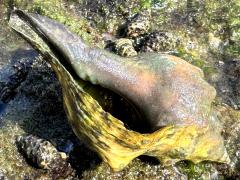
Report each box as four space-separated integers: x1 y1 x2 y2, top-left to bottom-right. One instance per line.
9 10 229 171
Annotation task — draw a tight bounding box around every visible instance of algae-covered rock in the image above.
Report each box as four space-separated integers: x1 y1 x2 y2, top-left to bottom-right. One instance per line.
139 31 180 53
125 10 151 38
11 0 98 44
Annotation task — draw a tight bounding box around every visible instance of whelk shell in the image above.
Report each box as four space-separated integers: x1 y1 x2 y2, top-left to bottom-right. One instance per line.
9 10 229 171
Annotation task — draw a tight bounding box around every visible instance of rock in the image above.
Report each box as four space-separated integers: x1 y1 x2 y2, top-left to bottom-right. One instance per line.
0 170 7 180
139 31 180 53
208 33 224 53
0 50 36 103
126 11 151 38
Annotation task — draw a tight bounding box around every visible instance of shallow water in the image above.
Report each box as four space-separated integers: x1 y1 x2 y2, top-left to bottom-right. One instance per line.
0 101 7 115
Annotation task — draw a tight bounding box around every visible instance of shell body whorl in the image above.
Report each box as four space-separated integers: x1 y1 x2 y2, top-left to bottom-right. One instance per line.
9 10 229 171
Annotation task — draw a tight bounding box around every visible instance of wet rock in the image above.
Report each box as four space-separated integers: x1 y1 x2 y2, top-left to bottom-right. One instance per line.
139 31 180 53
125 11 151 38
16 135 73 179
215 105 240 178
56 139 74 154
81 158 187 179
216 59 240 110
0 49 38 103
0 170 7 180
224 59 240 109
208 33 224 53
0 58 33 103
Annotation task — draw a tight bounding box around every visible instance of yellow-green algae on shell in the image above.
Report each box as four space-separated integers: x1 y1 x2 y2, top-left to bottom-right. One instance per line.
9 10 230 171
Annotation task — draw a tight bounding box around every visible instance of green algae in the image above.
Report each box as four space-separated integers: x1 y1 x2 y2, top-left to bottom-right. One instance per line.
177 161 218 180
199 1 240 40
140 0 152 9
81 158 185 179
176 46 217 78
215 106 240 178
0 3 26 61
10 0 95 44
225 43 240 58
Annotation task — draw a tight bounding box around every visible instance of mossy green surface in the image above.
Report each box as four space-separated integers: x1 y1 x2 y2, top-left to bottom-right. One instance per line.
10 0 95 44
